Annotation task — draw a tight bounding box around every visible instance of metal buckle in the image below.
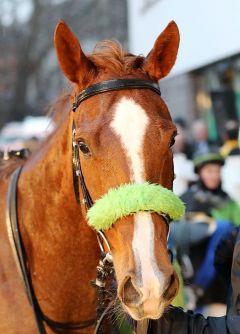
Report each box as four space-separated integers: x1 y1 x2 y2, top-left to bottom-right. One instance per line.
97 231 111 256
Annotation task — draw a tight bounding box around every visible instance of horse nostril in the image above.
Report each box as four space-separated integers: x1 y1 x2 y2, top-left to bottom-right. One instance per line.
121 276 142 306
163 273 177 300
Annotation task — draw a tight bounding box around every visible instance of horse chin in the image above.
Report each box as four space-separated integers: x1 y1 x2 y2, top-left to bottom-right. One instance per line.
122 300 167 321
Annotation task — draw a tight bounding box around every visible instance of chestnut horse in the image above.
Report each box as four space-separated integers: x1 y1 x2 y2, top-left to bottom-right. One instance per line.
0 21 180 333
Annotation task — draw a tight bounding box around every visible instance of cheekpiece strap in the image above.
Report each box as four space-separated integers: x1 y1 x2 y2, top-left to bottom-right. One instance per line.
72 123 81 205
72 121 93 209
72 78 161 111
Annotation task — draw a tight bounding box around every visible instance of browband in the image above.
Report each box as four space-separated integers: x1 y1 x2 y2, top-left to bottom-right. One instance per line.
72 78 161 111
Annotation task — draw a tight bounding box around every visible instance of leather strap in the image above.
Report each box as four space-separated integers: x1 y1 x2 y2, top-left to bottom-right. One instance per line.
7 167 47 334
72 126 81 206
41 314 95 332
73 78 161 111
72 122 93 209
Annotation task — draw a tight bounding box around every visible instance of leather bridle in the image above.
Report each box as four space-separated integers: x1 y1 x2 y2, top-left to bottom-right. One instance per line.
6 78 161 333
71 78 161 211
72 78 161 256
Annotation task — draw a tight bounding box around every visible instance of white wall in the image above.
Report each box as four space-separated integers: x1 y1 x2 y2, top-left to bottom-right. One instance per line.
128 0 240 76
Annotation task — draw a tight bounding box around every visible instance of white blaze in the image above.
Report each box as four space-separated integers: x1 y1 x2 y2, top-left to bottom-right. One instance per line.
110 97 164 300
110 97 148 183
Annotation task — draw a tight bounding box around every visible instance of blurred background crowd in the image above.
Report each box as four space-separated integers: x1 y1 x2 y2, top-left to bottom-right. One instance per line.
1 0 240 320
171 117 240 317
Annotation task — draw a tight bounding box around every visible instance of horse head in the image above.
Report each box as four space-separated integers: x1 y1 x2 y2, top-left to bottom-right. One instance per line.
54 21 181 321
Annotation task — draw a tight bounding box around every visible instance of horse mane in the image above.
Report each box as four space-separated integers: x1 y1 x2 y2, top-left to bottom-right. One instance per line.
0 40 145 180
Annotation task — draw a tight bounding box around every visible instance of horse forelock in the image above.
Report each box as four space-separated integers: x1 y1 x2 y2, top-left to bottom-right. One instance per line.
89 40 146 75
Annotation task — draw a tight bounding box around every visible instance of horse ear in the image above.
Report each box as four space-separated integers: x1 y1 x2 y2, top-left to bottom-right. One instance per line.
54 21 95 84
144 21 180 80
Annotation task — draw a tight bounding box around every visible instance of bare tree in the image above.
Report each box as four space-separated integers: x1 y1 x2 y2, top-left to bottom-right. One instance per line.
0 0 128 127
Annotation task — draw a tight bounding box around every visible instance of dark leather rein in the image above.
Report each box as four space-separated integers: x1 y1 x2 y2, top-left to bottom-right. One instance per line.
6 78 161 333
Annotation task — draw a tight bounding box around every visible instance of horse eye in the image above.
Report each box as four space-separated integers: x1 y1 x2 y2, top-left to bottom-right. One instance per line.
78 142 91 156
169 136 176 148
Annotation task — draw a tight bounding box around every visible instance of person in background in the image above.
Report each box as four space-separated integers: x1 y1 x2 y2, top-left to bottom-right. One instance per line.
220 120 239 157
222 152 240 219
147 225 240 334
181 153 229 218
190 119 218 158
173 118 192 159
172 118 197 196
148 126 240 333
180 152 240 225
170 152 237 315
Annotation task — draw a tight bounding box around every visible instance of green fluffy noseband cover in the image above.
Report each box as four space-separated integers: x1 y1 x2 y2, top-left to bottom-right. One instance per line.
87 182 185 231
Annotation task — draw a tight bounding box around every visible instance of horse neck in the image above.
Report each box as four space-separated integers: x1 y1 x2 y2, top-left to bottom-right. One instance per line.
19 111 79 224
17 111 99 322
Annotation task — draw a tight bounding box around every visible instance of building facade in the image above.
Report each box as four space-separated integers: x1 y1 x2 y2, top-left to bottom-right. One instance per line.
127 0 240 140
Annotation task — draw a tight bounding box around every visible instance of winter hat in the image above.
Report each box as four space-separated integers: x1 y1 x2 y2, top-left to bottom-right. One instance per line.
194 152 224 173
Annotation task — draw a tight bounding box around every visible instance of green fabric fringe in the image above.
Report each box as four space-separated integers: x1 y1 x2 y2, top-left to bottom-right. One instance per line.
87 182 185 231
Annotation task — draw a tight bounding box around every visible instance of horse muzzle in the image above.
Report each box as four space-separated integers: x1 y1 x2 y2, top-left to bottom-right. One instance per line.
118 270 179 320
